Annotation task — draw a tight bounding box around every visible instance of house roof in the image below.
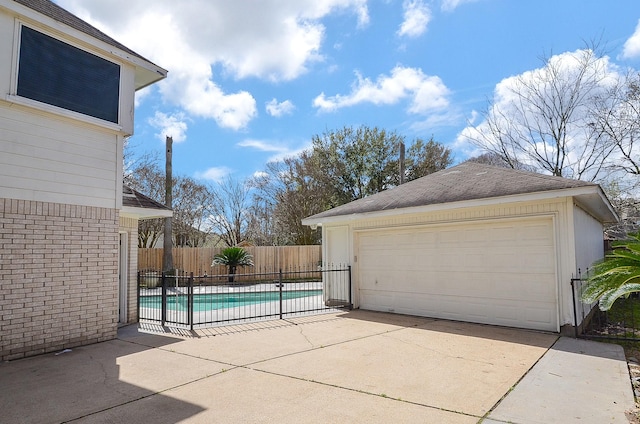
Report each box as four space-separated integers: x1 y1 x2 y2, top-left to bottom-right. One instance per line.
11 0 167 89
302 162 618 225
121 185 172 220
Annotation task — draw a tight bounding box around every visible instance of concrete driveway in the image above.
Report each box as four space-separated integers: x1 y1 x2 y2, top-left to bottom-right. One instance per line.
0 310 633 423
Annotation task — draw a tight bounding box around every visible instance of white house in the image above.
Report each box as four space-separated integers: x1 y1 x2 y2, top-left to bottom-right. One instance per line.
302 162 618 333
0 0 167 360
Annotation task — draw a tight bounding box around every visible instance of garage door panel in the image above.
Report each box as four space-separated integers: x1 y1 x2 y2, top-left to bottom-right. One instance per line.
363 270 555 299
357 218 558 331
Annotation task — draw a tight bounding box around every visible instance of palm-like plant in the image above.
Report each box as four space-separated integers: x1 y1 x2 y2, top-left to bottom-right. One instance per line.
581 233 640 311
212 247 254 283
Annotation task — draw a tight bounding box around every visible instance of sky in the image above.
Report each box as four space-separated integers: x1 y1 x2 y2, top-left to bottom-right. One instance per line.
55 0 640 184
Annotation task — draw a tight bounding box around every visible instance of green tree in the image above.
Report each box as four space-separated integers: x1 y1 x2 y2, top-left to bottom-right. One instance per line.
581 233 640 311
250 126 452 245
403 136 454 183
311 125 404 204
212 247 254 283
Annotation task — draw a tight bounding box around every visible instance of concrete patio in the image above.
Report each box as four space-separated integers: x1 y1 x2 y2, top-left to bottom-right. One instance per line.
0 310 634 423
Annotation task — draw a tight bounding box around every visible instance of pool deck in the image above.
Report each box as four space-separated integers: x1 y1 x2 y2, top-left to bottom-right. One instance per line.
0 310 634 423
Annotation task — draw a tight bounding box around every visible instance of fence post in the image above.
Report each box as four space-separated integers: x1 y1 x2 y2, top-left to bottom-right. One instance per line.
137 271 141 322
570 268 582 339
188 272 194 331
347 265 353 310
161 271 167 326
279 268 283 320
571 278 579 339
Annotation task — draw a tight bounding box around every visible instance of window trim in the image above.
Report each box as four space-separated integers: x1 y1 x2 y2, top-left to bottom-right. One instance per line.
9 21 124 131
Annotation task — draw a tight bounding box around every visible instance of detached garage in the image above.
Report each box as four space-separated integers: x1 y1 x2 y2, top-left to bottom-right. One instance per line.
302 162 618 333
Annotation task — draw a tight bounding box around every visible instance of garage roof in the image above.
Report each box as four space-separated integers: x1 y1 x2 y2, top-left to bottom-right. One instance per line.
302 162 618 225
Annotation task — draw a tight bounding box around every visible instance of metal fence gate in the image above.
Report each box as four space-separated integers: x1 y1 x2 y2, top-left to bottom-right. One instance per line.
138 265 352 330
571 269 640 341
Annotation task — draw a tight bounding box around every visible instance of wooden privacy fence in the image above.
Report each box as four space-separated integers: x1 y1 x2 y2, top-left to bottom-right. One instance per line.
138 246 322 274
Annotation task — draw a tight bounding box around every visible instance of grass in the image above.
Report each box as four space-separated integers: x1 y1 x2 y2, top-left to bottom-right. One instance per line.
608 297 640 328
585 297 640 339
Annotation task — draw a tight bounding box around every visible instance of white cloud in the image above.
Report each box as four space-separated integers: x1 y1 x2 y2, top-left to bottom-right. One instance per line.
409 109 464 133
148 111 188 143
238 139 288 152
252 171 269 179
397 0 431 38
134 86 152 108
238 138 311 163
313 66 450 114
266 99 296 117
56 0 369 130
194 167 233 182
441 0 479 12
622 19 640 59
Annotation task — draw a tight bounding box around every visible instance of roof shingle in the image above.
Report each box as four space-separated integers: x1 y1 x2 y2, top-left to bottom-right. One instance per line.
122 185 170 211
305 162 597 221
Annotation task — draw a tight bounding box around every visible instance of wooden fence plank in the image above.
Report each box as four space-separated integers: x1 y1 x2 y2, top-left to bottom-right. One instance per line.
138 246 322 274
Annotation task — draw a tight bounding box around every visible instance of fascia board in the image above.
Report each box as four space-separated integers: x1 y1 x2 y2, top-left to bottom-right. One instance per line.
121 206 173 220
301 186 607 227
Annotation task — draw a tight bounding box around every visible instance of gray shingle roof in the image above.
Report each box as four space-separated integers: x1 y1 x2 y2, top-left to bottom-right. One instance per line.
122 185 170 211
13 0 155 65
305 162 598 221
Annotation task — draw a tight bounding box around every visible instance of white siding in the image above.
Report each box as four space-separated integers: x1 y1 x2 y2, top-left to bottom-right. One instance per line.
571 204 605 325
0 3 153 230
324 225 350 266
0 7 138 209
0 12 13 97
0 102 120 208
119 62 135 135
573 204 604 274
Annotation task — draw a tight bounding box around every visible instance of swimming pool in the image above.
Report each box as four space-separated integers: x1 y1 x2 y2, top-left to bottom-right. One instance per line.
140 289 323 312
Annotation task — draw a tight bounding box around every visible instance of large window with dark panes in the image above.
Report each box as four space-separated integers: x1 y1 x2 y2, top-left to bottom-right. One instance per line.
17 26 120 124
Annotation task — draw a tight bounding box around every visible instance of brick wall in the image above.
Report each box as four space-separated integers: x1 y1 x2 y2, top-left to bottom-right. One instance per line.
0 198 119 361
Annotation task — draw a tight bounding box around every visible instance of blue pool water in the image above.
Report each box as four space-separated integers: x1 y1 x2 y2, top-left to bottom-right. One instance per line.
140 290 322 312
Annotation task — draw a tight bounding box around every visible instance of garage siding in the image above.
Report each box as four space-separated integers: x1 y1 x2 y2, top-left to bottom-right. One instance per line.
356 217 558 331
573 205 604 274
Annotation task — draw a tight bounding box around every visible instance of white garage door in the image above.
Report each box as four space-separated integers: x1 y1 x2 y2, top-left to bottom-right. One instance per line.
356 218 558 331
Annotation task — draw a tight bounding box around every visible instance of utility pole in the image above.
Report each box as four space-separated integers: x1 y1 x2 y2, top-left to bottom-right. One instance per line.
399 141 405 185
162 136 173 272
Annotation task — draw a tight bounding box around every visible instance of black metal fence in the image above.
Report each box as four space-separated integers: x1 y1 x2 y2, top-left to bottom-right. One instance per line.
137 265 352 330
571 270 640 341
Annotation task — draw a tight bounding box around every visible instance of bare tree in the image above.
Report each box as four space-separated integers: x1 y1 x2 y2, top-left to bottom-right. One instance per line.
126 161 166 248
590 71 640 177
172 177 213 247
126 157 214 248
208 177 252 247
464 48 617 181
466 152 537 171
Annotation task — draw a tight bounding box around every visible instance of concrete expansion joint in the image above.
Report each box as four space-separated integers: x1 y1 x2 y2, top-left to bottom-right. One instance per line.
246 366 484 421
117 337 237 370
